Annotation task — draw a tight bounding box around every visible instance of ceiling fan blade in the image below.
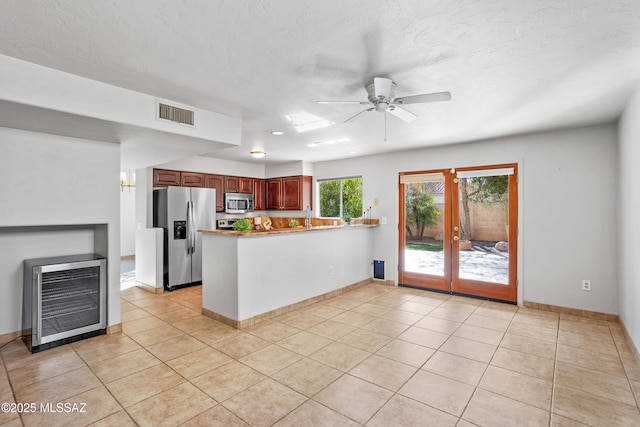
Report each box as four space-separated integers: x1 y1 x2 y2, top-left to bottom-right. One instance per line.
317 101 371 105
387 106 418 122
344 107 374 123
394 91 452 105
373 77 393 99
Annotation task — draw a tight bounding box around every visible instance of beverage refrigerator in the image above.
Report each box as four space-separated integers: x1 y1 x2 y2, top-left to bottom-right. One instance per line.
23 254 107 353
153 186 216 291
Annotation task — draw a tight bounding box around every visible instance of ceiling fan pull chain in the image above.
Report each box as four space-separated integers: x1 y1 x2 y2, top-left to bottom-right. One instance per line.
384 111 387 142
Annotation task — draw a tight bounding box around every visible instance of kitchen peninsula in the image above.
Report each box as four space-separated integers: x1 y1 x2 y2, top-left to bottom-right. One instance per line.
199 223 379 328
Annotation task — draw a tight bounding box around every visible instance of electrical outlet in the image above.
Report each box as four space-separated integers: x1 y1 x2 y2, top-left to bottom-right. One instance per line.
581 280 591 291
329 266 334 276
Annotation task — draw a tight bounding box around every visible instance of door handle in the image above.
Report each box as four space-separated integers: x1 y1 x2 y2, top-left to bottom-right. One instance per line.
190 201 197 254
186 201 192 254
453 236 460 241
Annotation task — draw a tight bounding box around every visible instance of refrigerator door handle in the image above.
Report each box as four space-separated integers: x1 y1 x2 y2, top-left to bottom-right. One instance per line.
190 200 197 254
186 201 192 254
35 271 42 345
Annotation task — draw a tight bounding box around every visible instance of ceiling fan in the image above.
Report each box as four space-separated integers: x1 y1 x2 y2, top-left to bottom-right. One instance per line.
317 77 451 123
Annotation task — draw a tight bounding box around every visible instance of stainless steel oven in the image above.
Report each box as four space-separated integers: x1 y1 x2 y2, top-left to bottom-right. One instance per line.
224 192 254 213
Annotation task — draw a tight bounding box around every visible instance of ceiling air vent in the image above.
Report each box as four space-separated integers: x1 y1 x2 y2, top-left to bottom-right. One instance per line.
157 102 195 126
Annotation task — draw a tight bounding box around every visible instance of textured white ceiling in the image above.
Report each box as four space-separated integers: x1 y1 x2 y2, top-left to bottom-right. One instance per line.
1 0 639 166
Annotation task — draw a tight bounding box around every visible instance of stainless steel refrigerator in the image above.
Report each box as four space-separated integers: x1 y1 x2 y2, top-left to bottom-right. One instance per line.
153 186 216 291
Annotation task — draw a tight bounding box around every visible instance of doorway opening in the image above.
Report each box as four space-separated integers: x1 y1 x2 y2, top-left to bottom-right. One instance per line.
120 256 137 290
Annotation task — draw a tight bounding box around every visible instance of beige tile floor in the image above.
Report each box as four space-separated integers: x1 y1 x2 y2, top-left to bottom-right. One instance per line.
2 283 640 426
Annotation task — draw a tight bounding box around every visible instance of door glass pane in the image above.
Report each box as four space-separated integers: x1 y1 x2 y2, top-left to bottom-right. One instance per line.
404 174 445 276
457 173 509 284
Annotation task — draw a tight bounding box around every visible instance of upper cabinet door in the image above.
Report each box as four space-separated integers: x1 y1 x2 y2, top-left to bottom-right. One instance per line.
283 176 312 210
239 177 254 194
282 176 302 210
153 169 181 186
266 178 282 210
181 172 205 187
254 179 266 211
205 174 225 212
224 176 240 193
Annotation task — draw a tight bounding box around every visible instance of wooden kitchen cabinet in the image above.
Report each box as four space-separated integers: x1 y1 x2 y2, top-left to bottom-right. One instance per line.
253 179 266 211
205 174 225 212
224 175 240 193
153 169 181 186
266 178 282 210
181 171 205 187
239 177 254 194
266 175 312 210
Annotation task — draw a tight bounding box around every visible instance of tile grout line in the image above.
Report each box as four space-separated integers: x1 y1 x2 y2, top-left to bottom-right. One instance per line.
360 294 452 424
0 339 25 427
68 343 139 426
78 289 207 425
461 302 514 424
280 290 444 425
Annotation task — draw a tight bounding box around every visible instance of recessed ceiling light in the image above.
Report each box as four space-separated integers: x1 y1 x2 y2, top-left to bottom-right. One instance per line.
250 151 266 158
348 150 359 154
271 131 284 135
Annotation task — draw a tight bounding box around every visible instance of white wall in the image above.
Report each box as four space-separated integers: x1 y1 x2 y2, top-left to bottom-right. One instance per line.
0 54 242 148
265 161 315 178
0 127 121 335
160 156 266 178
618 84 640 349
314 124 619 314
120 188 136 256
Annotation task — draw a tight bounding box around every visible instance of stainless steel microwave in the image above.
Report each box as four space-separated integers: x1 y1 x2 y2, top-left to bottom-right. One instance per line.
225 192 254 213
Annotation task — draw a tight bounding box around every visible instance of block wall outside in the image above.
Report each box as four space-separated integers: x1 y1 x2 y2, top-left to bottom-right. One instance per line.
406 202 508 242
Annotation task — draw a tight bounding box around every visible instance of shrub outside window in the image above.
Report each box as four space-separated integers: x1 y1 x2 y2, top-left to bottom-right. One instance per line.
318 177 363 223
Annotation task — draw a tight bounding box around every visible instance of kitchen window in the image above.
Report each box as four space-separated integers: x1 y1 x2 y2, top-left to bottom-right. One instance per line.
318 176 362 222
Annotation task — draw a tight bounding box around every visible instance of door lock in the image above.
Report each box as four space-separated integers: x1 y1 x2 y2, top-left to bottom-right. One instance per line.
453 226 459 231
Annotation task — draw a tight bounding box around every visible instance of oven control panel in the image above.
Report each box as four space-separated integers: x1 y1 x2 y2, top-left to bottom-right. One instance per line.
217 218 239 230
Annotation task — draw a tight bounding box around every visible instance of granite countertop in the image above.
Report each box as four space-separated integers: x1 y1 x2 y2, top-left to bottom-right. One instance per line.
199 223 378 237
